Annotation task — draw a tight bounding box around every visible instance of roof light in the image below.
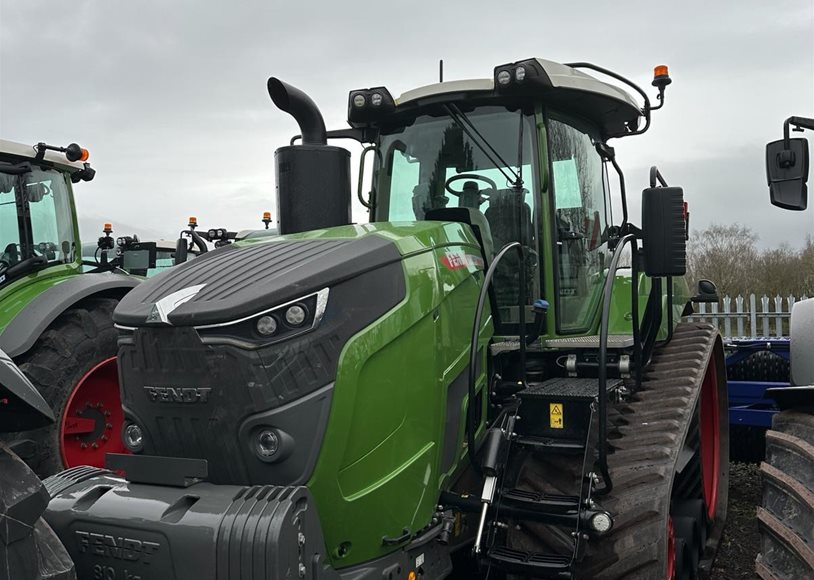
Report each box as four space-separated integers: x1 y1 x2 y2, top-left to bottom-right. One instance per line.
352 94 366 108
263 211 271 220
188 216 197 228
103 223 112 233
496 70 512 86
515 66 526 82
652 64 672 88
370 92 383 107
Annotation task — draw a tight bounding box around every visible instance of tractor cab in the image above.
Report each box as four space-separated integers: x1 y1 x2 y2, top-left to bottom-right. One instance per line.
0 140 93 288
349 59 655 332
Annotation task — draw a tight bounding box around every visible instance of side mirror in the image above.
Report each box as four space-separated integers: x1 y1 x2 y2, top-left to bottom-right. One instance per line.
641 186 686 277
175 237 188 265
766 137 808 210
691 279 718 304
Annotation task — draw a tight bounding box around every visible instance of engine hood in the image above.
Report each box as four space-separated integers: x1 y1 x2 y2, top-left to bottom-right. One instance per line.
113 230 402 328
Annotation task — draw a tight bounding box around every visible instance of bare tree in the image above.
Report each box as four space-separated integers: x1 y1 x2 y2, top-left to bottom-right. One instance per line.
687 223 759 298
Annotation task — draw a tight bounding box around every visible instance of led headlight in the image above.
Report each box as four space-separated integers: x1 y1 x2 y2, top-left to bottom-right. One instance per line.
352 94 366 108
256 315 278 336
370 92 383 106
496 70 512 86
255 429 279 459
515 66 526 82
123 422 144 452
284 305 307 327
589 512 613 534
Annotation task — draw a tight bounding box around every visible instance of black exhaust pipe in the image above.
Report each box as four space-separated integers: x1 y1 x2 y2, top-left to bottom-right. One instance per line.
268 77 351 234
267 78 327 146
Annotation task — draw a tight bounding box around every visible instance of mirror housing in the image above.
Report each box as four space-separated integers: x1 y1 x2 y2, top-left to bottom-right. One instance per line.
641 186 686 277
766 137 808 210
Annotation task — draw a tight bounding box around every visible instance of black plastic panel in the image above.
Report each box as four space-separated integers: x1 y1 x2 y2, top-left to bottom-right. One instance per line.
642 186 686 277
114 235 402 327
116 262 406 486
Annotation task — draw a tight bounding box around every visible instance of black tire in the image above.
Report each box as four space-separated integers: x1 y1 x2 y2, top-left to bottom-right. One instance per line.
11 297 120 477
756 410 814 579
0 444 75 580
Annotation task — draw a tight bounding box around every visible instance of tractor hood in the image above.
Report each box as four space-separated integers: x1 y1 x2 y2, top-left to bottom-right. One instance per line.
113 229 404 328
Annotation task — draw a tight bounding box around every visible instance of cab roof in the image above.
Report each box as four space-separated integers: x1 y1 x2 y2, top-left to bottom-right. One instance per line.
0 139 86 172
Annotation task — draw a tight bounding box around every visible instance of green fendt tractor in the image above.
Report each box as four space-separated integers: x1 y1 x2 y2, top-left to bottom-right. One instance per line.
0 140 138 475
43 58 728 580
756 116 814 579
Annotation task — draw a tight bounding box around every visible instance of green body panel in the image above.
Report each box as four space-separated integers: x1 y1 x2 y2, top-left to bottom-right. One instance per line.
258 221 492 568
0 264 82 334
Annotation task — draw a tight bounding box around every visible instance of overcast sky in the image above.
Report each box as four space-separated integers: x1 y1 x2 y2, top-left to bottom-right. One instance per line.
1 1 812 247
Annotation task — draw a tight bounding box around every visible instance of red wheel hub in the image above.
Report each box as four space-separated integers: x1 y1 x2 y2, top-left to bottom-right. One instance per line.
60 357 127 468
666 517 676 579
698 361 721 520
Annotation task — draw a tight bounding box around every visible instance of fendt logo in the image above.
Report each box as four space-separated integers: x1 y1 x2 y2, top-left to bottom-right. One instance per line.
75 530 160 563
143 386 212 404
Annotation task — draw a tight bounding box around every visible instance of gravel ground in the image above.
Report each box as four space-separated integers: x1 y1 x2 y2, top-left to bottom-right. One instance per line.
711 462 762 579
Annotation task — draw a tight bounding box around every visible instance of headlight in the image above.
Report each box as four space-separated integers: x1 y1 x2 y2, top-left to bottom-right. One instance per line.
515 66 526 82
352 94 366 108
123 422 144 452
496 70 512 86
194 288 329 347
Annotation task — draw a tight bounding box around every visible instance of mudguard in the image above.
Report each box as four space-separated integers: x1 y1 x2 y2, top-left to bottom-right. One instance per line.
0 347 54 432
0 272 139 358
766 298 814 410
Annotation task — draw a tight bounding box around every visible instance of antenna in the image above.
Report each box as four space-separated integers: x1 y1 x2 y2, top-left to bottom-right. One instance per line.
439 59 444 83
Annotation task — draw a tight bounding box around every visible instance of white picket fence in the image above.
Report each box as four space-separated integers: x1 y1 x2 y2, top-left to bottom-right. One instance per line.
686 294 808 339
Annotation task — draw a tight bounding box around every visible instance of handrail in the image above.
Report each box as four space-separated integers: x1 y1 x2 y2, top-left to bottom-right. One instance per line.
596 233 639 495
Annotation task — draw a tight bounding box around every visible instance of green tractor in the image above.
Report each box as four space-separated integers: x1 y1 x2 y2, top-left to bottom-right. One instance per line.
43 58 728 580
756 116 814 579
0 140 139 476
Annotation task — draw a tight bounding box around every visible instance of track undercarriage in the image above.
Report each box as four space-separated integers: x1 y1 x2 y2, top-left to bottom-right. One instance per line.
447 323 728 579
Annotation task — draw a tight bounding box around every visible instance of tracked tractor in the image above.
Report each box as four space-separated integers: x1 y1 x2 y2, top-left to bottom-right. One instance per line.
43 58 728 580
756 116 814 579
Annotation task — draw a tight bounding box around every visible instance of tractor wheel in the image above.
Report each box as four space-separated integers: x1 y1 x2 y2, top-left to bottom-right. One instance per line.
12 298 126 477
0 444 75 580
755 410 814 579
507 323 729 579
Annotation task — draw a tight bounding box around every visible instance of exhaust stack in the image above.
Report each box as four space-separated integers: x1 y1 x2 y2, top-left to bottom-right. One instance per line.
268 78 351 234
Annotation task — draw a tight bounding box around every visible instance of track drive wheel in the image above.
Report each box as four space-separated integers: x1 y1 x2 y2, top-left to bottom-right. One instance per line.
756 410 814 579
507 324 729 579
11 298 126 477
0 444 75 580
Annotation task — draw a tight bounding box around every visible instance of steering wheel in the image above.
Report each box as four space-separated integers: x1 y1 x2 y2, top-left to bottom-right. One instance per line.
444 174 497 198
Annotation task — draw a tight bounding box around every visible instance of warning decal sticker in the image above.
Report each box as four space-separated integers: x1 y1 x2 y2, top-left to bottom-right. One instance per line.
549 402 564 429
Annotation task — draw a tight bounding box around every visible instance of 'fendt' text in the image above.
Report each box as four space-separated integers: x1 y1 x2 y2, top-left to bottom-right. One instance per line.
143 386 211 404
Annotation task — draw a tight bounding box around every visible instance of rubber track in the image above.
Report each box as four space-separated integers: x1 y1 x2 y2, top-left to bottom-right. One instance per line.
509 322 727 579
756 411 814 579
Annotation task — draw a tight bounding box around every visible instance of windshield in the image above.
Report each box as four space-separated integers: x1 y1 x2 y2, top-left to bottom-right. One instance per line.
373 105 539 324
0 166 77 280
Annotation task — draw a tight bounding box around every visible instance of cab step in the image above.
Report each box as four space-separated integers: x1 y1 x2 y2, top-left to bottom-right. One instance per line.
501 488 580 514
485 546 572 578
515 435 586 455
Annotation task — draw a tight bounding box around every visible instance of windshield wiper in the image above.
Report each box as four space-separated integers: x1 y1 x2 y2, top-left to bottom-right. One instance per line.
443 104 521 187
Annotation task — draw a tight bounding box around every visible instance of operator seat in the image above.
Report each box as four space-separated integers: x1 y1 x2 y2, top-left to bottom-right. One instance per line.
483 189 535 307
425 207 495 264
2 243 19 266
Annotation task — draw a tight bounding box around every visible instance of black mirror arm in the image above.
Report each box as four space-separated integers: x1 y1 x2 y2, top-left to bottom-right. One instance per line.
783 116 814 148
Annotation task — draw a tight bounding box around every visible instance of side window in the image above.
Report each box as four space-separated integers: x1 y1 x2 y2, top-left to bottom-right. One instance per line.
0 175 21 266
548 114 609 332
26 170 75 263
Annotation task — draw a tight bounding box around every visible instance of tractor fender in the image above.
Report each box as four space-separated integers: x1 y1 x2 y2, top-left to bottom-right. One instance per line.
0 272 139 358
766 298 814 410
0 347 54 431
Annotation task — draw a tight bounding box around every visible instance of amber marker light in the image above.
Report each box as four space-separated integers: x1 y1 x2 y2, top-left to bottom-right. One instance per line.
103 223 113 233
79 148 90 162
652 64 672 88
188 216 198 228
